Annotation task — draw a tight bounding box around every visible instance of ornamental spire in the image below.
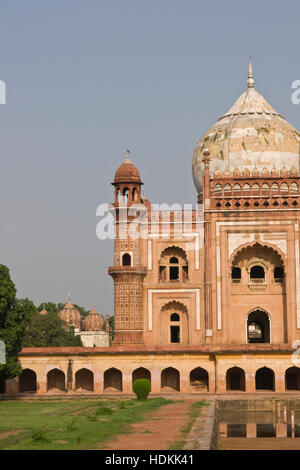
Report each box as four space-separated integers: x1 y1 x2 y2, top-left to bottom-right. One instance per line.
247 57 254 88
125 149 131 163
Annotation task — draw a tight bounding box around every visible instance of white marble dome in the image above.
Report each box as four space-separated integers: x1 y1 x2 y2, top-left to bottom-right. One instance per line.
192 61 300 194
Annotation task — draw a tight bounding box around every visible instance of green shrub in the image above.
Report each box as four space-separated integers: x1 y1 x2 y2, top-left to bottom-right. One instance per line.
133 379 151 400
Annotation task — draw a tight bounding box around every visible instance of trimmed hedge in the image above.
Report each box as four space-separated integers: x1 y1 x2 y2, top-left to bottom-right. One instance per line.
133 378 151 400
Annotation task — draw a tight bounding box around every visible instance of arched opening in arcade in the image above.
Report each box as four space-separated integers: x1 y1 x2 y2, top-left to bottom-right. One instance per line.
161 367 180 392
285 367 300 391
19 369 37 393
104 368 122 392
247 310 270 343
189 367 209 392
255 367 275 391
75 368 94 392
132 367 151 384
226 367 245 391
47 369 65 392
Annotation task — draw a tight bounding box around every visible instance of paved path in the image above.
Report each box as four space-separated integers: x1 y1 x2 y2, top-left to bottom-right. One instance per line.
100 399 198 450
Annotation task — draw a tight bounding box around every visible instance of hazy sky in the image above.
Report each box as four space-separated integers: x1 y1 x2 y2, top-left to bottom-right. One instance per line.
0 0 300 314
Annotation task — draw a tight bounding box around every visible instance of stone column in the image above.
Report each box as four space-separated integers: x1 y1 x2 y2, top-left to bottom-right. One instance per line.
122 372 133 394
246 423 257 438
94 370 103 393
37 375 47 394
246 372 256 393
150 369 161 394
275 372 285 393
219 423 227 438
180 372 189 393
276 423 286 438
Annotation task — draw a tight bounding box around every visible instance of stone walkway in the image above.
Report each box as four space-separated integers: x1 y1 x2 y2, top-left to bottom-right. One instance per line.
99 399 199 450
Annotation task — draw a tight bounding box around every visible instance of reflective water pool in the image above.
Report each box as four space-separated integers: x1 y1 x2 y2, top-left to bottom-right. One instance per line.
217 399 300 449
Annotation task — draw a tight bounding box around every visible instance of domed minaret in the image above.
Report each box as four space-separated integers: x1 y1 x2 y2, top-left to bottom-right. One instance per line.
108 151 147 344
192 59 300 201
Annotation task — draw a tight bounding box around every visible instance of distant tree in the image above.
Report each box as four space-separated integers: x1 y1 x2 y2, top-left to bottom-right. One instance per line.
37 302 58 315
0 265 35 380
109 315 114 339
23 311 82 347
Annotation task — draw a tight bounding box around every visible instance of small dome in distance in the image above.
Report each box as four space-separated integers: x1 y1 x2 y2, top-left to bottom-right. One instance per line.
58 300 82 330
83 308 104 331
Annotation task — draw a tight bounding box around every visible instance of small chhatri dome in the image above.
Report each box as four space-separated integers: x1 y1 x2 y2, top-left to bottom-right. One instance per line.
290 167 298 176
114 151 142 183
223 168 231 177
233 167 241 177
280 166 289 177
242 168 250 177
271 166 279 177
58 296 82 330
261 167 269 177
252 166 260 177
83 308 104 331
214 166 222 178
40 306 48 315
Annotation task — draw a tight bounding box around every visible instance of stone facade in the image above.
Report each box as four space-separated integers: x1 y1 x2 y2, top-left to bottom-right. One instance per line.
3 62 300 396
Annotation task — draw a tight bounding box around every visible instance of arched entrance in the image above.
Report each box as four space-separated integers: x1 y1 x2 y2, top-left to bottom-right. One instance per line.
132 367 151 383
189 368 209 392
161 367 180 392
160 301 188 345
104 368 122 392
285 367 300 390
255 367 275 391
247 310 270 343
47 369 65 392
19 369 37 393
75 368 94 392
226 367 245 391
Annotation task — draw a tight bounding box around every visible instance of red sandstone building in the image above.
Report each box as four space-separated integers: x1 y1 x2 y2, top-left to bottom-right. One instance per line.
4 62 300 395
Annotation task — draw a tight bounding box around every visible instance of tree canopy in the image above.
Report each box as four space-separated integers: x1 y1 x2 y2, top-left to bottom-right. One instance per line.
23 311 82 347
0 265 35 380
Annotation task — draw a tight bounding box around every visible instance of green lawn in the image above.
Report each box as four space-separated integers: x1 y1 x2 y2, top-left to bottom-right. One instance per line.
0 397 172 450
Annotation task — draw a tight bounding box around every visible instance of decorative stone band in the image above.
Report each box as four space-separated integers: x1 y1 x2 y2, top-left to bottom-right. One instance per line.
113 331 144 344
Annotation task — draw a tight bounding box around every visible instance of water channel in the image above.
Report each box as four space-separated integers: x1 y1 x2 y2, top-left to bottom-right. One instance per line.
217 399 300 450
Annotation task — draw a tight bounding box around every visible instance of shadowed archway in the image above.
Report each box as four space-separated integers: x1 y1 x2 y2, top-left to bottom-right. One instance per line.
19 369 37 393
255 367 275 391
161 367 180 392
75 368 94 392
47 369 65 392
189 367 209 392
104 368 122 392
226 367 245 391
285 367 300 390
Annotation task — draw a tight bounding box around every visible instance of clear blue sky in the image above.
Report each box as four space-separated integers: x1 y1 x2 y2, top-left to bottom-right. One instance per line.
0 0 299 313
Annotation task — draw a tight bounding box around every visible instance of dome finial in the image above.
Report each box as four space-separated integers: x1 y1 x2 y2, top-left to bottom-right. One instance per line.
247 57 254 88
125 149 131 163
67 290 71 302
